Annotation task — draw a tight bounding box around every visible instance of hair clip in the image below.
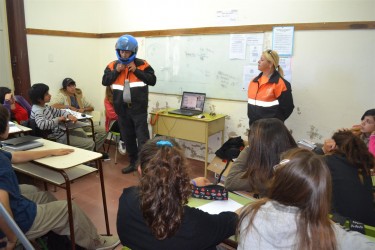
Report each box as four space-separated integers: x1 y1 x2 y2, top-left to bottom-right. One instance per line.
156 140 173 147
273 159 290 172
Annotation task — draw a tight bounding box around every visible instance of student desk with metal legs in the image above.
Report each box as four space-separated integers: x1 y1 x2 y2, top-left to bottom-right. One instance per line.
59 109 98 148
150 109 226 177
12 139 109 250
8 122 32 136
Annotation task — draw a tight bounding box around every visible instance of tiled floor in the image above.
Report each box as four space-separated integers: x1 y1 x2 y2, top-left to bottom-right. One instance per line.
42 144 217 249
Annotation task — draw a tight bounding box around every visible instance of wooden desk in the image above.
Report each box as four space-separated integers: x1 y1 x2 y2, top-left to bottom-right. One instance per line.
150 109 226 177
12 139 109 250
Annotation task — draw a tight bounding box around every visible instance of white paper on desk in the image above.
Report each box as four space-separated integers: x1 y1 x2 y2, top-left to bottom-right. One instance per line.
62 109 92 119
197 199 243 215
9 126 22 133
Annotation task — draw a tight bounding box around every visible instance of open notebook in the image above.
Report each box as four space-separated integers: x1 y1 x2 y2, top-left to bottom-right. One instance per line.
168 92 206 116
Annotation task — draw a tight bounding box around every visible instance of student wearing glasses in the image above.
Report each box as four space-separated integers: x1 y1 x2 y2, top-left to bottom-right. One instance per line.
237 148 374 250
247 50 294 126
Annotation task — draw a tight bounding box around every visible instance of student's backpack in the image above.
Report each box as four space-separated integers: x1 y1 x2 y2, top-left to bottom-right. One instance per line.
215 136 245 183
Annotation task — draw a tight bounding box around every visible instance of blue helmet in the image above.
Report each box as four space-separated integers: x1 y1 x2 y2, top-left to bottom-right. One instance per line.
115 35 138 64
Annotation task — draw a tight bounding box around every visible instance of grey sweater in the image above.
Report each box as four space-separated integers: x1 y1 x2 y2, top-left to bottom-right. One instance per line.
238 201 375 250
225 147 252 192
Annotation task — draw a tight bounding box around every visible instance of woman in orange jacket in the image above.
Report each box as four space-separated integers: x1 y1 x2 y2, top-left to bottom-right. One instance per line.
247 50 294 126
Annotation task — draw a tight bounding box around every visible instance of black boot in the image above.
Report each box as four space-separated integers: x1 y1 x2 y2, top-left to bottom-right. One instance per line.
122 163 136 174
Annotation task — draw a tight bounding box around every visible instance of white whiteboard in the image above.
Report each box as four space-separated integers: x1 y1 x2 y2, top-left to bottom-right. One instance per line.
145 35 257 101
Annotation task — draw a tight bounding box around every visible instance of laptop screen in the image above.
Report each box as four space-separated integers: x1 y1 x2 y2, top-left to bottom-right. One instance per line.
180 92 206 111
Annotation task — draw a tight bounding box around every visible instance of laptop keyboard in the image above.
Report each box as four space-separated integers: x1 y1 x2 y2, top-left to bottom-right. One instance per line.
169 109 201 116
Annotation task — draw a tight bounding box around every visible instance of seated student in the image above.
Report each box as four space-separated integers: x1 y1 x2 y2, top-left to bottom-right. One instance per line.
51 78 107 153
324 130 375 226
117 136 238 250
314 109 375 157
225 118 297 197
237 148 375 250
0 87 31 124
104 86 126 155
0 104 120 250
29 83 95 151
352 109 375 156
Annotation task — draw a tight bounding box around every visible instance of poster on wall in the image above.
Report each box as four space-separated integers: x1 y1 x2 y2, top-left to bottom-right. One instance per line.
272 26 294 56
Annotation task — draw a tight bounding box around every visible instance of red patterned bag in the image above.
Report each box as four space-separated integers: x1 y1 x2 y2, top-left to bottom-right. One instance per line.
191 184 228 200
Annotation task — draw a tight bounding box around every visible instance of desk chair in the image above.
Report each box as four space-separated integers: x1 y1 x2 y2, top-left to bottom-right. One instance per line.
21 119 55 140
0 202 34 249
106 120 121 164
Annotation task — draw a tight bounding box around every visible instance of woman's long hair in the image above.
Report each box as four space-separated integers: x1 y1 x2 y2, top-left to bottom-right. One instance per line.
238 148 337 250
139 136 191 240
332 130 374 178
243 118 297 196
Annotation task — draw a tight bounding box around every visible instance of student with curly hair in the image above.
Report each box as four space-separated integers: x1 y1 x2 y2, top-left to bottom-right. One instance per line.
225 118 297 197
237 148 374 250
117 136 238 250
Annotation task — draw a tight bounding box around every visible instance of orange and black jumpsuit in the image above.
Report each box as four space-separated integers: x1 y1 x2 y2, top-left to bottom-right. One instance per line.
247 71 294 126
102 58 156 164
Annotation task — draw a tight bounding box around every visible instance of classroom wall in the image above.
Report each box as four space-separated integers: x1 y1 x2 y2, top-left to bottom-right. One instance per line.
18 0 375 161
0 0 13 89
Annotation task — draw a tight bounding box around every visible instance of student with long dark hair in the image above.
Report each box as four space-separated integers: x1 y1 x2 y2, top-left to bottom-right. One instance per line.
237 148 374 250
225 118 297 196
117 136 238 250
325 130 375 226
